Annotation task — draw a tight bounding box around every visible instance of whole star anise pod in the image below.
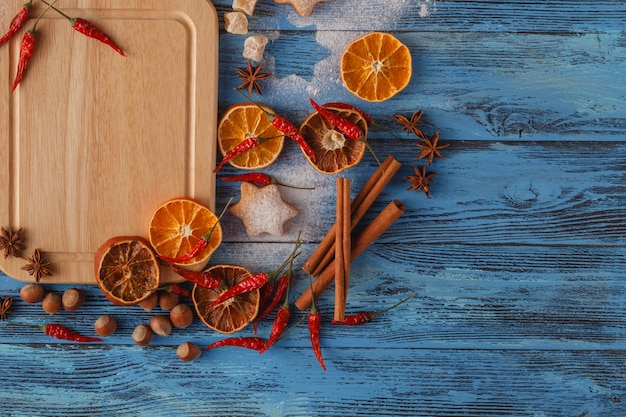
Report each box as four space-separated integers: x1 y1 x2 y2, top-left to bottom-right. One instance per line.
235 60 272 96
405 164 436 197
0 296 13 321
416 131 449 165
393 110 426 139
21 249 52 283
0 227 24 258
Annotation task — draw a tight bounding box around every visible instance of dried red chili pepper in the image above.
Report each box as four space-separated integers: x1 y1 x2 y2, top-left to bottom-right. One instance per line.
220 173 314 190
42 1 125 56
321 102 373 126
214 135 284 173
158 198 231 264
254 272 290 331
209 236 301 308
309 98 364 142
234 89 317 162
208 271 269 309
206 336 266 351
0 0 32 47
307 275 326 370
259 280 291 354
331 292 416 325
11 23 36 92
38 323 103 343
162 283 192 298
170 264 222 290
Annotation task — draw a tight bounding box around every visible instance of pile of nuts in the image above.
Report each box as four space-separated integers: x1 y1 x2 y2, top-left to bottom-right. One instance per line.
18 283 201 362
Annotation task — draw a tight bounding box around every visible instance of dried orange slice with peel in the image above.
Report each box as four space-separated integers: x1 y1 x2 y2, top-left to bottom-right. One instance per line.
94 236 160 306
217 102 285 170
300 106 368 174
340 32 412 102
192 264 261 334
148 197 222 269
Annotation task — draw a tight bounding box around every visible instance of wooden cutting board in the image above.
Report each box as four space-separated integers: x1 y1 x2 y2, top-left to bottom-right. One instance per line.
0 0 218 284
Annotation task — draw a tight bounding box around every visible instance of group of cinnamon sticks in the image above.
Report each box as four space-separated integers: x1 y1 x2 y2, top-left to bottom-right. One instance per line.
295 156 406 315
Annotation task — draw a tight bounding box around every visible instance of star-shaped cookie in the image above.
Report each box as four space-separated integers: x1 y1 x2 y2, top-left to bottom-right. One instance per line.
274 0 329 18
230 182 299 237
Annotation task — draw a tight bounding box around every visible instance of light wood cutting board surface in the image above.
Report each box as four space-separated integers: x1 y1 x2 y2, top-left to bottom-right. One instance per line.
0 0 219 283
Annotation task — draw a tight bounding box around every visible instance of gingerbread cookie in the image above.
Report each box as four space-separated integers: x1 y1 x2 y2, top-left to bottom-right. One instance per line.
230 182 299 237
274 0 329 18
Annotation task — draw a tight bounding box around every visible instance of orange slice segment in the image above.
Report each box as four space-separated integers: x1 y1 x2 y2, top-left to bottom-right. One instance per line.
148 197 222 269
217 102 285 170
340 32 412 102
192 264 260 334
94 236 160 306
299 107 368 174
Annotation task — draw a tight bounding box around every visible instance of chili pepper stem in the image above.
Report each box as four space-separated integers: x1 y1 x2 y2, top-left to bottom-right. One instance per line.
234 87 275 121
369 292 416 319
41 0 71 21
202 196 232 241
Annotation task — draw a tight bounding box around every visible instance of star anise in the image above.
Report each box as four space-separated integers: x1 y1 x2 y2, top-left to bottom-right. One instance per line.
235 60 272 96
405 164 436 197
21 249 52 283
0 296 13 321
416 131 449 165
0 227 24 258
393 110 426 139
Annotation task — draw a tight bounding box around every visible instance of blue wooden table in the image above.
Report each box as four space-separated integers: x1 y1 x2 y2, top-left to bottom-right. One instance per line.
2 0 626 415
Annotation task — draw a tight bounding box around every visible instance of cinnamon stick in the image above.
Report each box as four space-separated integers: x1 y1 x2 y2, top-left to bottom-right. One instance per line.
296 199 406 311
303 156 401 276
334 177 351 322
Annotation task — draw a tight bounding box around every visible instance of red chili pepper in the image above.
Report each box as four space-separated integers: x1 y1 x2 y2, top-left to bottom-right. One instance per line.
209 236 301 308
206 336 266 351
38 323 103 343
170 264 222 289
0 1 32 47
165 283 192 298
214 136 260 173
72 18 125 56
209 272 269 308
42 1 125 56
220 173 314 190
322 102 373 126
253 281 275 335
254 273 290 329
310 98 364 141
234 88 317 162
158 198 231 264
259 301 290 354
307 276 326 370
331 292 416 326
11 29 35 93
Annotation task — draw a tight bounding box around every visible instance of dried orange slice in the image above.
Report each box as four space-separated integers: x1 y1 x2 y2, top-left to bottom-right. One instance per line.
299 106 368 174
217 102 285 170
192 264 260 334
340 32 412 102
148 197 222 269
94 236 160 306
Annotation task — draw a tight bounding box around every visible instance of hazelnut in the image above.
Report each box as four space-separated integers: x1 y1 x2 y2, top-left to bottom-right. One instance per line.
138 291 159 312
176 341 202 362
170 303 194 329
20 283 44 304
159 291 179 311
149 315 172 336
94 314 117 337
132 324 153 346
62 287 85 312
42 292 62 315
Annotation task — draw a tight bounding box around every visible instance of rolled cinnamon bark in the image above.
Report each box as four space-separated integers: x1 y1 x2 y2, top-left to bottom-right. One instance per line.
303 156 401 276
296 199 406 311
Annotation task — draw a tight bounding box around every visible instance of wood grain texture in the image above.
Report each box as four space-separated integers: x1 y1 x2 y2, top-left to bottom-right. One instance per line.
1 0 626 415
0 0 219 283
